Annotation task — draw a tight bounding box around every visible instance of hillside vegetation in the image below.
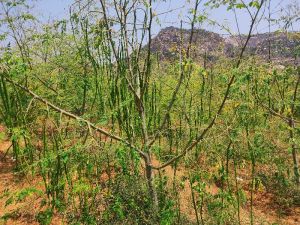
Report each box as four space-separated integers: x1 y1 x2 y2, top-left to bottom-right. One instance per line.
0 0 300 224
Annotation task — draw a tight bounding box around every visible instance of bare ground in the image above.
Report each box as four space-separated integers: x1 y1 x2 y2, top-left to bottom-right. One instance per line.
1 124 299 224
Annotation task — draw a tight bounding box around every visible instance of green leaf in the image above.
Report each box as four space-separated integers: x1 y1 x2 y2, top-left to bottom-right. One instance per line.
197 14 207 23
249 1 260 9
20 13 35 21
16 187 43 202
5 196 13 207
236 3 246 9
36 208 53 225
1 212 14 221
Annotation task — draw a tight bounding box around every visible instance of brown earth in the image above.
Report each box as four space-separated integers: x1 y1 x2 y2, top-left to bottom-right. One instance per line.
1 124 299 224
152 156 300 225
0 125 63 225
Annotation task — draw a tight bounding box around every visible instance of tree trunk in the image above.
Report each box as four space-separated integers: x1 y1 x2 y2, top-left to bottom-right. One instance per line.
145 156 159 210
289 119 300 185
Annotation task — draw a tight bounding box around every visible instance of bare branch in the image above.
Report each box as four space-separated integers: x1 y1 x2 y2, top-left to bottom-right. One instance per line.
152 0 265 170
2 74 147 159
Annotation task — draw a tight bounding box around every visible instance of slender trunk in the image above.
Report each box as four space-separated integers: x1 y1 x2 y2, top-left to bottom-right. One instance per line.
189 173 200 225
289 74 300 185
208 71 213 118
225 141 232 193
233 151 241 225
246 128 255 225
145 156 158 209
289 119 300 185
81 77 88 115
268 0 271 63
200 194 204 225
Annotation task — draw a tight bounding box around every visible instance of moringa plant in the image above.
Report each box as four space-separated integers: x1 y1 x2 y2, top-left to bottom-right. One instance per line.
2 0 300 224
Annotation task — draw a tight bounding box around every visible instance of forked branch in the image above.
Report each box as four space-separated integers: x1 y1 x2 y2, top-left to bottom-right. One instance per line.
2 74 147 159
152 0 265 170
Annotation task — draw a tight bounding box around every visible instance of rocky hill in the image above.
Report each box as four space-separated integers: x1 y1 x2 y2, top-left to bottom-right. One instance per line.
150 26 300 65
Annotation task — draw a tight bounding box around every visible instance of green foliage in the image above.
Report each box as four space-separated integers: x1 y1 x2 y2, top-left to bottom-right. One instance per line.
0 0 299 224
4 187 43 207
36 208 53 225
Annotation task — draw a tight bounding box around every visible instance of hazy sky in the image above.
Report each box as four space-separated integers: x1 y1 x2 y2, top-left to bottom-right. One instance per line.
22 0 300 36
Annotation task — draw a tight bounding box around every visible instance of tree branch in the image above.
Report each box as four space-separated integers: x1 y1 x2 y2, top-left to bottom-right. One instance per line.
152 0 265 170
2 74 147 159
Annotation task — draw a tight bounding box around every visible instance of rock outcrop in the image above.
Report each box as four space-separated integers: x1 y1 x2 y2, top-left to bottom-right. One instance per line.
149 26 300 65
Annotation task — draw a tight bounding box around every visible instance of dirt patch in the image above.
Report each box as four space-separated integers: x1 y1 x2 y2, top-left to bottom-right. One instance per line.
0 124 299 225
0 126 63 225
152 156 300 225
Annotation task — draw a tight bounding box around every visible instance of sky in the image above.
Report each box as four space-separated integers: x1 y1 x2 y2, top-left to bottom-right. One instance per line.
9 0 300 37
